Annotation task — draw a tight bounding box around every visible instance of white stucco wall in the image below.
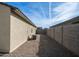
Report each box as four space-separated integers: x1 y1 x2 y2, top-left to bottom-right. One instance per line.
10 13 36 52
0 4 37 53
0 4 10 52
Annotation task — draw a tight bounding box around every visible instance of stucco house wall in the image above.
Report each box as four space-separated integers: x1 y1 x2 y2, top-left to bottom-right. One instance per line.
10 13 36 52
0 4 10 52
0 3 37 53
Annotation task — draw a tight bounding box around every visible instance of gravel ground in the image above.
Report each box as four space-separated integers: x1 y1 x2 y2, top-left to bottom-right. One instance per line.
0 34 78 57
36 34 78 57
0 35 40 57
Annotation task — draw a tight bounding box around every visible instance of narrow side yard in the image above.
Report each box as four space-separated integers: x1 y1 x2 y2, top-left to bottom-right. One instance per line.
0 35 40 57
0 34 78 57
37 34 78 57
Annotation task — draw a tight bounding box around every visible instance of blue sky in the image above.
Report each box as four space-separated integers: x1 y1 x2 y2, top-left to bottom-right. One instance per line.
5 2 63 28
5 2 79 28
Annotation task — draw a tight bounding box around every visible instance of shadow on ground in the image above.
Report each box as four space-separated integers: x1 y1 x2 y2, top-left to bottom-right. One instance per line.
0 34 78 57
0 52 8 56
36 34 79 57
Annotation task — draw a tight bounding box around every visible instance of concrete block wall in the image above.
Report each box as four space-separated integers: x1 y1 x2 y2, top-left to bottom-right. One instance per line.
47 29 51 38
54 25 63 44
47 28 54 39
63 24 79 55
50 28 55 39
47 25 63 44
47 23 79 56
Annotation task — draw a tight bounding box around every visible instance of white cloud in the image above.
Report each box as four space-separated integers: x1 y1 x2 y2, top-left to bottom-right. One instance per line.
24 2 79 28
51 2 79 26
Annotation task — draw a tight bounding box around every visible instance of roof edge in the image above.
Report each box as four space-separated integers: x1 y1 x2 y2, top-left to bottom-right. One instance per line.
0 2 37 28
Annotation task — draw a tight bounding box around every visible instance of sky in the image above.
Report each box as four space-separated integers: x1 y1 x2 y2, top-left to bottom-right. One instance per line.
5 2 79 28
51 2 79 26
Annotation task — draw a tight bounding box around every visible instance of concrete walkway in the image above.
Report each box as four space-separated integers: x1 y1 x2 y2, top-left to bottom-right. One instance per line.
0 34 78 57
